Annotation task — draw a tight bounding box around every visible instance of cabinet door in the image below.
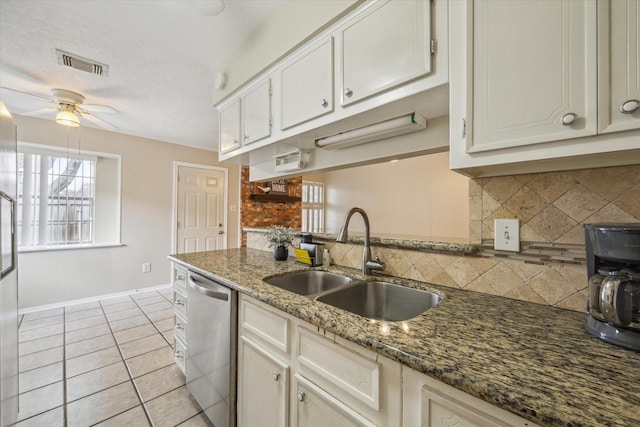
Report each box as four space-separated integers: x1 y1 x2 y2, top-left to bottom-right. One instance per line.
470 0 597 152
598 0 640 134
237 337 288 427
340 0 431 106
402 367 538 427
294 374 376 427
242 79 271 146
280 37 334 130
219 98 241 153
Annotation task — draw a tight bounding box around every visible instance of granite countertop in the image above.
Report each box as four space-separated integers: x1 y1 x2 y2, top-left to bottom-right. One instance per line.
169 248 640 427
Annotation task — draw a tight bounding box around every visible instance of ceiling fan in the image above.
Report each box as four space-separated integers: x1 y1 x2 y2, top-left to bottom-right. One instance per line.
0 86 118 130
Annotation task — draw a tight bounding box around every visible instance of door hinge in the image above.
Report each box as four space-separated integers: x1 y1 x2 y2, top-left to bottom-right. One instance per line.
269 116 273 127
430 39 437 55
462 118 467 138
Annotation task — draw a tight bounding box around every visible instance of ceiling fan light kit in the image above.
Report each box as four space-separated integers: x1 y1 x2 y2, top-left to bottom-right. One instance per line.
56 108 80 127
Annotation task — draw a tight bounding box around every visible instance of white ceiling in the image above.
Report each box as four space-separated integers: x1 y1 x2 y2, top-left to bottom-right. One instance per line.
0 0 282 150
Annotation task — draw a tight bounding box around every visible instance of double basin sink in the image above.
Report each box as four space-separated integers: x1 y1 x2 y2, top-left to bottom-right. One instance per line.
264 270 442 322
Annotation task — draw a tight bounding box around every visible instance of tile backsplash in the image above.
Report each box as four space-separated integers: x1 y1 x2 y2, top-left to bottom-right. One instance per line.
245 164 640 313
469 164 640 245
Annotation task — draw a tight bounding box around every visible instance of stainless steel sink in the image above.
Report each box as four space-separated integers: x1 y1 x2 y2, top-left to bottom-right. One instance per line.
315 281 442 321
264 271 357 298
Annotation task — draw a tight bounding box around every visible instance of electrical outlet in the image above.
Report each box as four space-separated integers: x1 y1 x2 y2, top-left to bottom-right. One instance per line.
142 262 151 273
494 219 520 252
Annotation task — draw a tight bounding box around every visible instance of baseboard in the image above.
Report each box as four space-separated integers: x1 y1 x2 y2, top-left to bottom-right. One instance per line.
18 283 173 315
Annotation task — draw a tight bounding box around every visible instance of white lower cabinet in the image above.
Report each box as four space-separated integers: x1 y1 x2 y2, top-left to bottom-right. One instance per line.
238 336 289 427
238 295 537 427
172 264 188 374
402 366 538 427
294 374 376 427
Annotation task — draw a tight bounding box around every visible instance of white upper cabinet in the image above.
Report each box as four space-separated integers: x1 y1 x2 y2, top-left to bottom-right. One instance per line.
219 98 241 154
449 0 640 177
280 37 334 130
470 0 596 151
598 0 640 134
216 0 449 173
218 78 272 158
241 78 272 146
340 0 431 106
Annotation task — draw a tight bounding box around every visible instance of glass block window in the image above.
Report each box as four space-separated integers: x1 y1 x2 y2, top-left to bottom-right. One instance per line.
302 181 324 233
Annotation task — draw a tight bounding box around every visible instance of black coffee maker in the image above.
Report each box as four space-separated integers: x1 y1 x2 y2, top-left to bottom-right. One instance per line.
584 223 640 351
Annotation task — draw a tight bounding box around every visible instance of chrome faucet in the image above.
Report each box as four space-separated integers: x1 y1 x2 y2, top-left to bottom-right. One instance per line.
336 207 384 275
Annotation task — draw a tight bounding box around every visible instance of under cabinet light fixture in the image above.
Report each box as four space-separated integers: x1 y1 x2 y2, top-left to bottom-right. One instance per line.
314 113 427 150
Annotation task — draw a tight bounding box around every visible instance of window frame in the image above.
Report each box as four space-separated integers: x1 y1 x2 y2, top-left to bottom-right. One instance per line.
17 142 122 252
301 180 325 233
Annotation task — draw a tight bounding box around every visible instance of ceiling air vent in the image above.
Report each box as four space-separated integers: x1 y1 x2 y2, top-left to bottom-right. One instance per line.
55 49 109 77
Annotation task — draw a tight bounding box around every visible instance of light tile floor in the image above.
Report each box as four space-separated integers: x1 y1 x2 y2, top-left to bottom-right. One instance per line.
15 288 213 426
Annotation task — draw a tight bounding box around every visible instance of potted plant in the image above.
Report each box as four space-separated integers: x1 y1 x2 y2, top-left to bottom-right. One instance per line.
265 225 297 261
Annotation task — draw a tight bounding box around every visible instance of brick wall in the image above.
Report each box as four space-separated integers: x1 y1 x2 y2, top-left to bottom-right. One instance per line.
240 165 302 246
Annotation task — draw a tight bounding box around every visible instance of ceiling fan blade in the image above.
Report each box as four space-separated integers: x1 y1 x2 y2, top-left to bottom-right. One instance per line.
78 104 118 114
20 107 57 117
79 112 118 131
0 86 57 105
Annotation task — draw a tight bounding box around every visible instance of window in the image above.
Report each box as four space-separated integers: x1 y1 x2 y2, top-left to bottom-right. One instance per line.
301 181 324 233
17 143 120 249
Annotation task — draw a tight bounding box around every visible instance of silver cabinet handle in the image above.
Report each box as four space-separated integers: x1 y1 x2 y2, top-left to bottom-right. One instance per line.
272 372 280 381
175 299 185 306
297 391 305 402
175 323 184 330
175 350 184 359
344 88 353 98
620 99 640 114
321 98 329 108
560 113 577 125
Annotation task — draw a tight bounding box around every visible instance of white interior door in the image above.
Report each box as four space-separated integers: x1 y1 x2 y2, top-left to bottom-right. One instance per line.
176 165 226 253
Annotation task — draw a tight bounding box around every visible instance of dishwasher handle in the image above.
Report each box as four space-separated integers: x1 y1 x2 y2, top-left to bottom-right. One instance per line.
188 273 229 301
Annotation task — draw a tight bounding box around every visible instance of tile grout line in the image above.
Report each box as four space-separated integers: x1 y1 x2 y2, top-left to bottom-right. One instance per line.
98 296 156 427
62 306 68 426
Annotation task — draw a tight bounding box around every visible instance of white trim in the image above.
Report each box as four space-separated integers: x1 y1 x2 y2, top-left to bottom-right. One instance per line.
172 161 229 253
18 242 124 253
237 166 243 248
18 283 172 315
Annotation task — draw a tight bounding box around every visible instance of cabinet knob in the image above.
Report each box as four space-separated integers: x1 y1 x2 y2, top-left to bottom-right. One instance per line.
272 372 280 381
175 299 185 306
174 351 184 360
244 135 249 140
297 391 306 402
175 323 184 330
619 99 640 114
560 113 577 126
321 98 329 108
344 88 353 98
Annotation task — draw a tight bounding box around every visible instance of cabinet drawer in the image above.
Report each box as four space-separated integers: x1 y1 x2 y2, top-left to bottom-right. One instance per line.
174 287 187 319
174 312 187 344
296 326 380 410
174 267 187 292
239 296 290 356
174 336 186 375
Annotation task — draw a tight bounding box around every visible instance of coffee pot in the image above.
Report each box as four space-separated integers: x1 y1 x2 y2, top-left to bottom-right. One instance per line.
584 223 640 351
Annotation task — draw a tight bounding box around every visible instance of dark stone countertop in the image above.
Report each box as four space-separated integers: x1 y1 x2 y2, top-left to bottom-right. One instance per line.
169 248 640 427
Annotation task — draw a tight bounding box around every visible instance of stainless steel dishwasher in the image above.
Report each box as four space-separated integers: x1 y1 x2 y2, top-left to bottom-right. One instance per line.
186 271 237 427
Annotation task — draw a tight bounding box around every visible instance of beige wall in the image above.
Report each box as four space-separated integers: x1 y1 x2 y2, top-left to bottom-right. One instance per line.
15 115 241 309
323 152 469 240
212 0 359 104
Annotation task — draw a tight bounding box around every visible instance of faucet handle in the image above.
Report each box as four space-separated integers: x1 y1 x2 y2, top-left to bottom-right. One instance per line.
366 256 385 272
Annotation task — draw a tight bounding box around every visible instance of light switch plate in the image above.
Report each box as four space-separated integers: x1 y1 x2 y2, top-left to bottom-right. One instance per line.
494 219 520 252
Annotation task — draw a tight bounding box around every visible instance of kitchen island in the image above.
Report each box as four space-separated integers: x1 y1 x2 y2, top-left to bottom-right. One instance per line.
169 248 640 427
